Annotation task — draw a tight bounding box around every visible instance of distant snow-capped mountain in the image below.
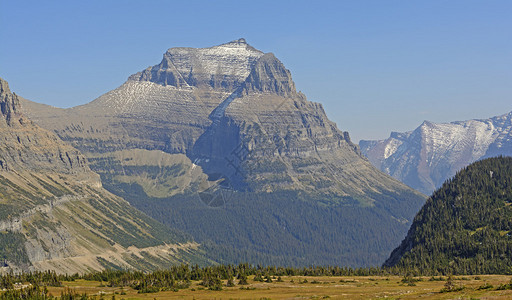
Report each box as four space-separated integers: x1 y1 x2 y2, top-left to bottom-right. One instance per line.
360 111 512 195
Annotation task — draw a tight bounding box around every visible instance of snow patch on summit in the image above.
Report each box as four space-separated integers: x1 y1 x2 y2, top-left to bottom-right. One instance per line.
420 120 499 166
384 139 402 159
164 39 264 85
129 39 265 91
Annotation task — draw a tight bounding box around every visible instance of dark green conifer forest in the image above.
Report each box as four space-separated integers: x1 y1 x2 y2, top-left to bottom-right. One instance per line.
385 156 512 275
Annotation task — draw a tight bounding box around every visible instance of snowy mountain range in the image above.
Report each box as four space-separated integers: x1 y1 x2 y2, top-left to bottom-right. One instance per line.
360 111 512 195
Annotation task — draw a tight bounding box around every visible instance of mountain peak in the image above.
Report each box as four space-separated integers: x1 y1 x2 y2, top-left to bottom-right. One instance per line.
221 38 248 46
361 110 512 195
166 38 262 54
213 38 262 53
0 77 21 124
0 77 12 95
420 120 434 127
129 39 264 90
0 77 92 175
241 53 297 97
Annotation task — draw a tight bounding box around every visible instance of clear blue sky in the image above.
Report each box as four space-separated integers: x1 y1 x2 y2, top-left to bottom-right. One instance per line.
1 0 511 142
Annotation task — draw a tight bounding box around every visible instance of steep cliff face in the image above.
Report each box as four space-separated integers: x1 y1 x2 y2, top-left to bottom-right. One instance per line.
20 40 425 266
192 52 395 202
360 112 512 195
0 79 21 125
241 53 297 97
0 78 209 273
131 38 263 91
0 78 89 174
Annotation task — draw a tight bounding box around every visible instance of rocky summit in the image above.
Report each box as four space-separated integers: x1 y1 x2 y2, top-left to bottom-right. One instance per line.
0 78 210 274
21 39 426 267
360 112 512 195
130 38 264 91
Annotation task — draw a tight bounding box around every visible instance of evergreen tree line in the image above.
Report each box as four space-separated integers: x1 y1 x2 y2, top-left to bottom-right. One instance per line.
1 258 512 298
0 264 403 299
386 156 512 275
0 263 420 291
4 259 511 294
0 285 88 300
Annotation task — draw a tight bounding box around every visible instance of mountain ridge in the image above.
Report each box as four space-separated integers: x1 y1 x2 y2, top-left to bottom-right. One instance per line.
0 77 211 273
360 111 512 195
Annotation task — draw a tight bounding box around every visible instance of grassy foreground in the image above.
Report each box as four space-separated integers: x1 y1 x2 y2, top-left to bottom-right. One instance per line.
31 275 512 299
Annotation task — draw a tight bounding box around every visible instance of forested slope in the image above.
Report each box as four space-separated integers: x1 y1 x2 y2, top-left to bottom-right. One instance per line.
385 156 512 274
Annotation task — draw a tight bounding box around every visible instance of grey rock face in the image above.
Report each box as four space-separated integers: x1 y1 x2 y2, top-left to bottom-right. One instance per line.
360 112 512 195
0 78 20 125
241 53 297 97
130 38 264 91
0 77 90 174
0 78 204 273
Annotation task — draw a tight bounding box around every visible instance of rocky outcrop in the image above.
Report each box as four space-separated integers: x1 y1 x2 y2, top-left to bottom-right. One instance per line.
360 112 512 195
129 38 264 91
241 53 297 97
0 78 21 125
0 78 90 174
191 51 371 195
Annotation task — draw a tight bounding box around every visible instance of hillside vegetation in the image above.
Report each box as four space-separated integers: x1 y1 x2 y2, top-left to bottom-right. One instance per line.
385 156 512 274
